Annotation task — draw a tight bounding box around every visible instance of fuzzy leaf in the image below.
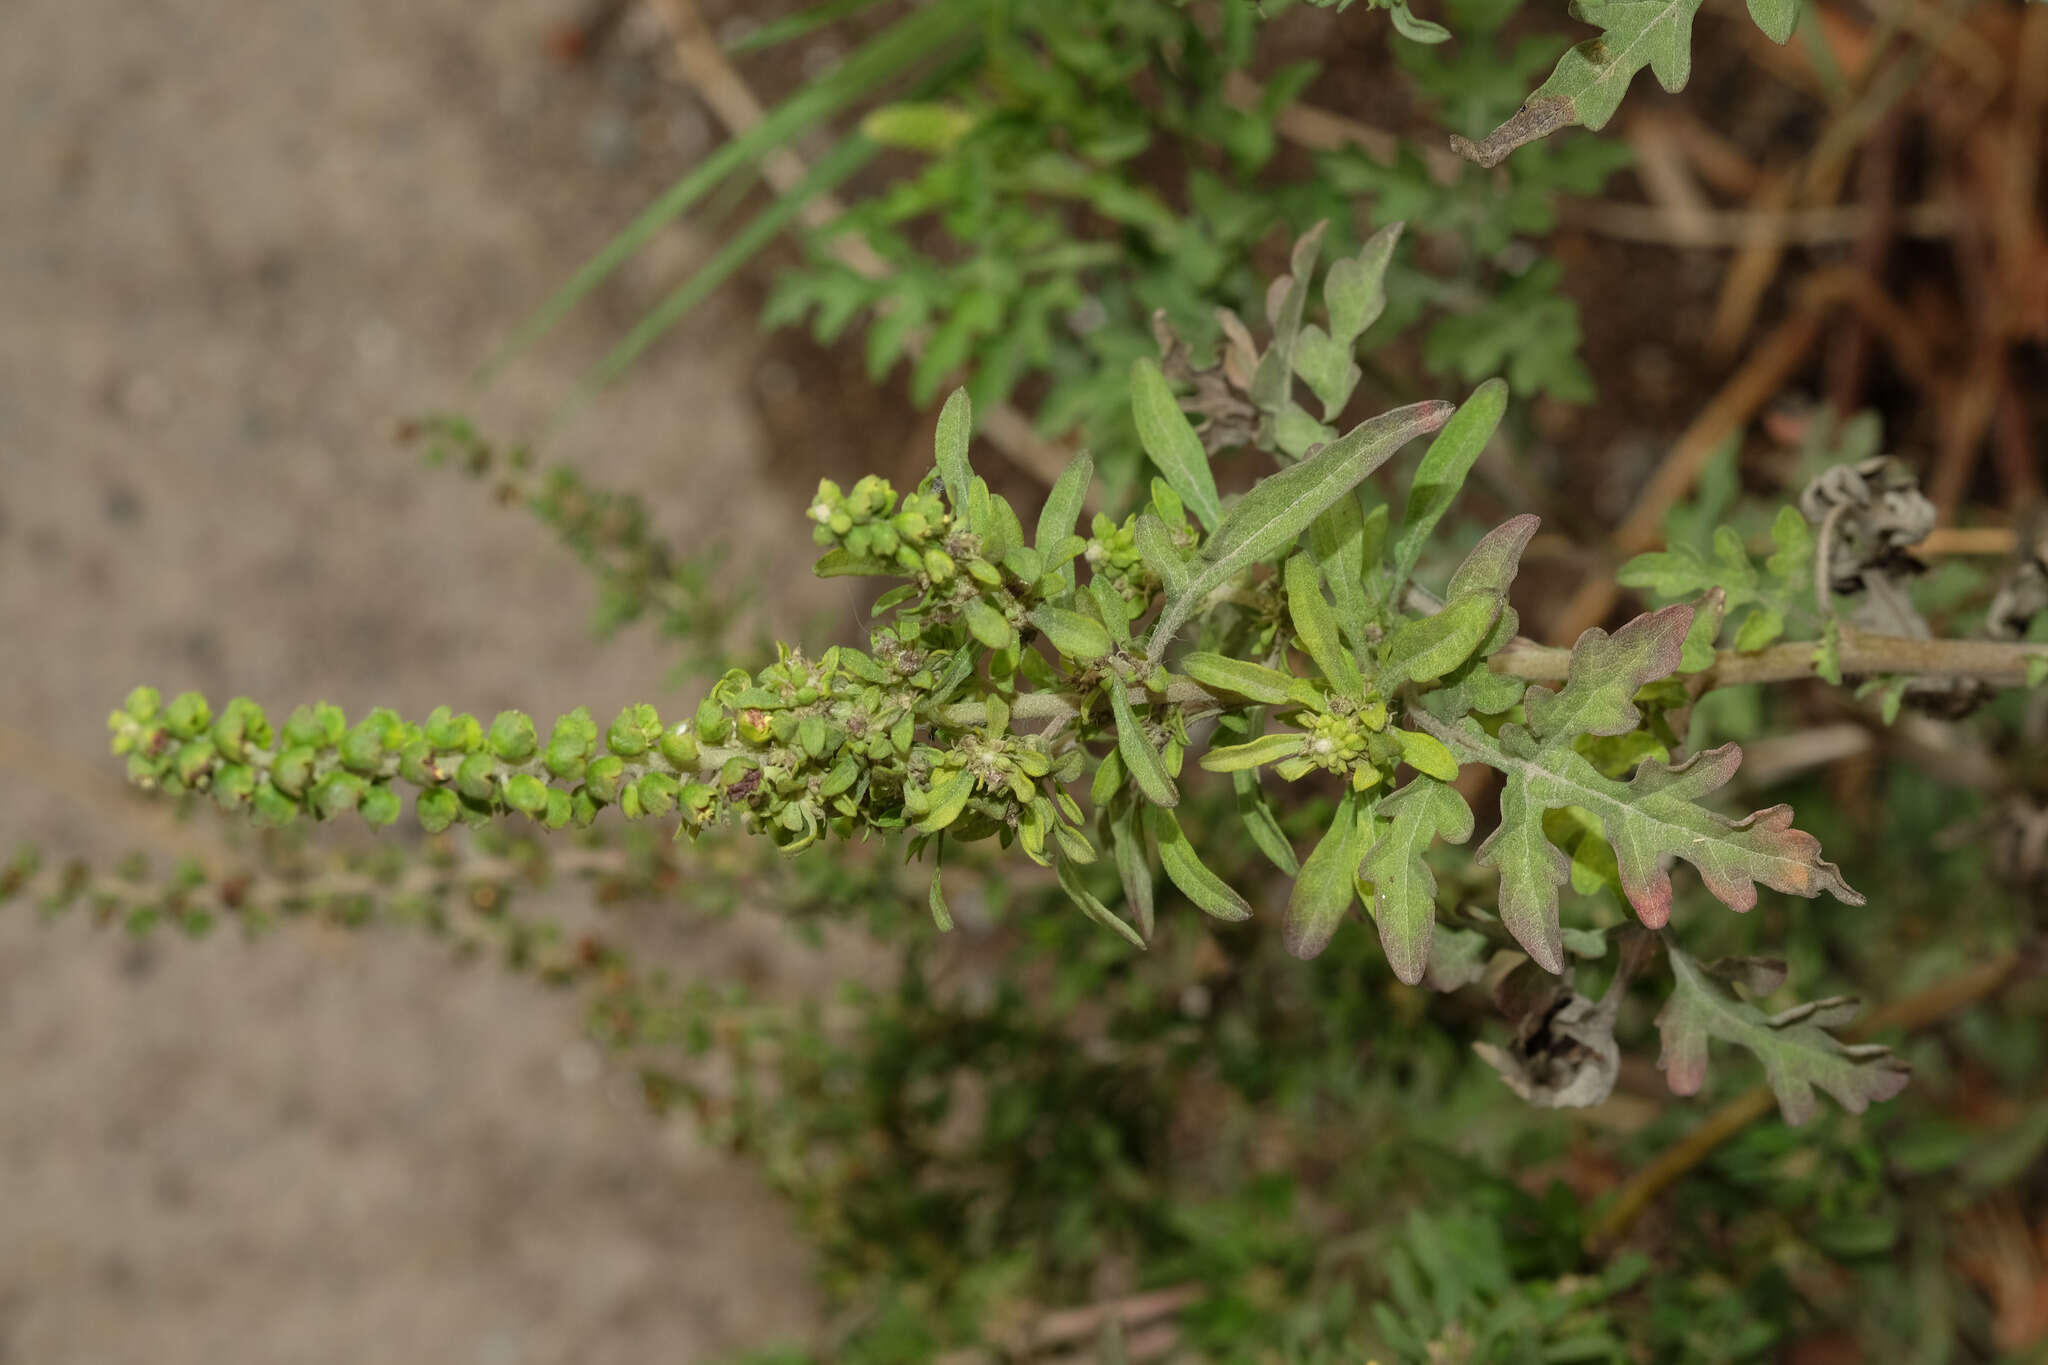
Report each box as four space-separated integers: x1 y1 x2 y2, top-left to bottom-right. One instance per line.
1381 594 1501 689
1182 653 1318 708
1658 945 1909 1124
1133 512 1192 598
1285 790 1366 959
1307 492 1376 655
1390 379 1510 591
934 387 975 523
1028 606 1113 662
1131 358 1223 532
1036 450 1094 558
1418 708 1864 974
1056 855 1146 948
1201 731 1305 773
1147 805 1253 922
1324 222 1401 342
1146 401 1455 662
1361 779 1474 984
1524 603 1693 743
1286 554 1364 697
1250 221 1330 416
1111 675 1178 807
1109 807 1156 940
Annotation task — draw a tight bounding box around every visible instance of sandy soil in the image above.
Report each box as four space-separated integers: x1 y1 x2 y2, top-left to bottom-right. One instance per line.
0 1 860 1359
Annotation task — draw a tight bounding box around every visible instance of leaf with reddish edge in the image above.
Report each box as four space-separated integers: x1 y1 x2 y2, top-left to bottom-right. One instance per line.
1525 602 1693 742
1657 942 1909 1124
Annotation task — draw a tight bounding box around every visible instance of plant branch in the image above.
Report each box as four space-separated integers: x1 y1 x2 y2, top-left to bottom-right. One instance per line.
1490 629 2048 689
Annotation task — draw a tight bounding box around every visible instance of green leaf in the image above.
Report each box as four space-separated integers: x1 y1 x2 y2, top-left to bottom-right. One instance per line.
1250 221 1329 417
1525 603 1692 743
1285 555 1364 697
1746 0 1799 43
1286 791 1366 958
935 387 975 524
1110 808 1156 939
1658 945 1909 1124
1110 676 1178 807
1147 400 1455 663
1147 806 1252 922
860 100 976 150
1325 223 1401 343
1028 606 1113 662
1133 513 1191 598
1381 595 1500 689
1036 451 1094 569
915 769 975 834
1130 358 1223 532
1388 0 1453 43
1307 492 1375 655
1361 779 1474 984
1416 706 1863 974
962 599 1014 651
1390 379 1509 592
928 866 955 932
1393 729 1460 781
1235 779 1300 877
1292 324 1362 420
1201 732 1306 773
1182 653 1318 709
1056 855 1146 948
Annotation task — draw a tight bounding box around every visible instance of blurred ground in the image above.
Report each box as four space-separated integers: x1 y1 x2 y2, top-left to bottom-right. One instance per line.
0 1 852 1359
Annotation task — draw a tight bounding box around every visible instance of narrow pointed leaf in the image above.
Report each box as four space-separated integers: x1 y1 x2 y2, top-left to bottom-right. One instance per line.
1182 654 1318 708
1147 400 1455 662
1250 221 1329 414
1110 807 1156 939
1285 791 1365 958
1057 856 1145 948
1325 222 1402 343
1308 492 1375 654
1110 676 1177 807
1147 806 1252 922
935 387 974 520
1390 379 1509 592
1036 450 1094 581
1133 512 1191 597
1200 732 1305 773
1285 555 1363 696
1131 358 1222 531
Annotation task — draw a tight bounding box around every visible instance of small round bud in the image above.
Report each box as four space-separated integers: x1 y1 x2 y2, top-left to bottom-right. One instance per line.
165 691 213 740
455 751 499 803
658 723 699 770
503 773 550 817
310 771 366 819
360 782 402 827
488 710 538 763
585 755 625 803
124 686 162 722
271 745 317 799
417 787 459 834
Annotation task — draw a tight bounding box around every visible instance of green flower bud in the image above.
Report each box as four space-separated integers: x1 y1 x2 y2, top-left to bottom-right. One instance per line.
417 787 459 834
923 547 956 582
620 782 644 820
339 719 386 774
424 706 484 752
544 708 598 780
586 755 625 803
212 763 257 809
211 698 271 762
543 788 573 830
125 686 162 722
455 751 498 803
488 710 539 763
251 783 298 828
636 772 679 817
569 786 602 827
360 782 402 827
736 708 773 745
607 703 661 757
397 737 440 785
503 773 550 816
165 691 213 740
310 771 366 819
658 724 699 770
271 745 317 798
174 738 218 785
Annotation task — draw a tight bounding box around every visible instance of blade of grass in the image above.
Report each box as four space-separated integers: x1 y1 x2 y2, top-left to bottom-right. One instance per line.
729 0 896 53
478 0 975 386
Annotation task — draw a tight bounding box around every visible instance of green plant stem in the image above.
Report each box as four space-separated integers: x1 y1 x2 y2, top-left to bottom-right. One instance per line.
1491 629 2048 689
1586 944 2036 1254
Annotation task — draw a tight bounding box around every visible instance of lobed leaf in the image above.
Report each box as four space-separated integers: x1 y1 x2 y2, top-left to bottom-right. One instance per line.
1361 778 1474 985
1658 944 1909 1124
